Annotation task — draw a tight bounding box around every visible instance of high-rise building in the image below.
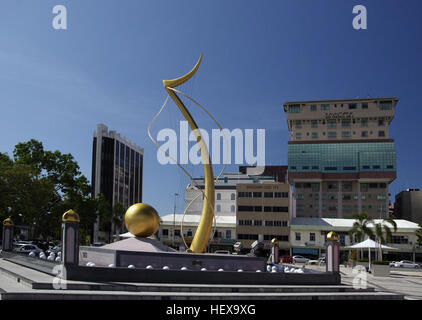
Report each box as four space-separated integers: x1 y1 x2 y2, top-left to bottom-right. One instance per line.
92 124 144 241
394 189 422 224
236 182 290 251
283 97 398 219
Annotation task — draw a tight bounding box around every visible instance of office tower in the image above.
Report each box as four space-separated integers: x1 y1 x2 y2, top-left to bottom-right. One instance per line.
395 189 422 224
92 124 143 241
283 98 398 219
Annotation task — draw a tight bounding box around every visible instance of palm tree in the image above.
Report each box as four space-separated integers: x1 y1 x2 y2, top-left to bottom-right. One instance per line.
373 218 397 261
349 212 374 259
416 223 422 246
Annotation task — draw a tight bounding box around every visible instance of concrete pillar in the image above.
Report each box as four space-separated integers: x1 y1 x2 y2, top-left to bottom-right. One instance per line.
318 182 322 218
337 181 342 218
61 210 80 266
2 218 14 252
326 231 340 273
270 238 279 264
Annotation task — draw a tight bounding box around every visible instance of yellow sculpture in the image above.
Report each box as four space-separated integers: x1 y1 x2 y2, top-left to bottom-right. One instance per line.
124 203 160 237
62 209 80 223
161 55 215 253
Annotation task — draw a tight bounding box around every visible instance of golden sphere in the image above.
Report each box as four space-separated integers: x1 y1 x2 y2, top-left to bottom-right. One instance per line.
124 203 160 237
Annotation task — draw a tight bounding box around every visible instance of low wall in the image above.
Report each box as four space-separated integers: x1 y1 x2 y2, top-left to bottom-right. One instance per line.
64 264 341 285
79 246 267 272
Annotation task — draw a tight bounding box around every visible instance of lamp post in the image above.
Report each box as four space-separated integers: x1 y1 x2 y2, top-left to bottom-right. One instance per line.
172 193 179 249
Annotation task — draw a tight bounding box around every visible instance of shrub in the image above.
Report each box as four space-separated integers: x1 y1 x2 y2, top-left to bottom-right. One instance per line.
372 260 389 265
357 259 368 262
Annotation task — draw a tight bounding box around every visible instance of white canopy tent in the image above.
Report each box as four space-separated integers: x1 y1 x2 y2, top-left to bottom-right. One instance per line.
345 238 398 271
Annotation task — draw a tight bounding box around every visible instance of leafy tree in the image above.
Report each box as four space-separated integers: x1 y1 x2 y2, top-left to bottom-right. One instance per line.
373 218 397 261
417 224 422 246
0 140 96 240
349 212 374 259
112 202 125 240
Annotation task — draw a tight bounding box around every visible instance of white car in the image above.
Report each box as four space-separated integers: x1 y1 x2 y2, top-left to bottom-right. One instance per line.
15 244 43 254
293 255 309 264
394 260 420 268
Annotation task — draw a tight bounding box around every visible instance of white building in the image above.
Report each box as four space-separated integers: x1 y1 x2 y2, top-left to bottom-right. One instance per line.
290 218 421 261
185 172 276 217
157 213 236 252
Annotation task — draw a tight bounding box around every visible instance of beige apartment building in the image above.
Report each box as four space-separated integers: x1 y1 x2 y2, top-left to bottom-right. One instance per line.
283 97 398 219
236 182 290 251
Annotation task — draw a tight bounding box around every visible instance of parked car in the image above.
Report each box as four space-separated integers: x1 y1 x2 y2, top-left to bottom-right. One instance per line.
46 245 62 255
389 261 397 267
91 242 106 247
308 257 325 265
394 260 420 268
292 255 309 264
15 244 43 254
280 255 293 263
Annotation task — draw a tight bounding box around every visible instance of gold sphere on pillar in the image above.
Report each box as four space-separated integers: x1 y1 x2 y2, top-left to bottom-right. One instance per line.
124 203 160 237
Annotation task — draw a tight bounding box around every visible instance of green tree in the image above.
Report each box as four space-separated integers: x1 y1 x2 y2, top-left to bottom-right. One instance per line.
0 140 96 240
373 218 397 261
349 212 374 259
417 224 422 246
112 202 125 240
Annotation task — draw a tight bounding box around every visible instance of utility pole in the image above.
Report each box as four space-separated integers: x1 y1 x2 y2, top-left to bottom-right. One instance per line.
172 193 179 249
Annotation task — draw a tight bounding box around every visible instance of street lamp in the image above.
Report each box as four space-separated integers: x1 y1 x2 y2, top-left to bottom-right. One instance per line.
173 193 179 248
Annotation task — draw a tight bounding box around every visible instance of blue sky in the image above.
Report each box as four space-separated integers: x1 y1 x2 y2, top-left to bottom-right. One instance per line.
0 0 421 215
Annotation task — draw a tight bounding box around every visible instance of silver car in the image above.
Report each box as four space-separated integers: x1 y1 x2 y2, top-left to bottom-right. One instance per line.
394 260 420 268
293 255 309 264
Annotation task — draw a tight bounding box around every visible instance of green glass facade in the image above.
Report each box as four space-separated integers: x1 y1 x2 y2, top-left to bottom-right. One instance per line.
288 142 396 173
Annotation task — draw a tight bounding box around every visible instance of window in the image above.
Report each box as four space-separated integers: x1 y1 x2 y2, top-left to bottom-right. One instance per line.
253 192 262 198
296 132 302 139
360 183 368 192
254 220 262 226
362 103 368 109
265 221 274 227
310 104 317 111
216 193 221 200
342 131 351 138
327 132 337 138
380 101 392 110
310 233 316 242
175 230 181 237
264 192 273 198
231 205 235 212
377 194 387 200
216 204 221 212
348 103 357 109
231 193 235 200
378 119 385 126
378 131 385 137
327 182 338 190
264 206 272 212
327 121 336 128
289 104 301 113
187 230 192 237
295 232 301 241
226 230 232 239
162 229 168 236
296 204 304 211
361 119 368 127
282 221 288 227
238 192 252 198
361 131 368 137
254 206 262 212
311 121 318 128
238 206 253 212
295 120 302 128
273 206 288 212
238 234 259 240
312 132 318 139
296 194 304 200
321 104 330 110
342 120 351 127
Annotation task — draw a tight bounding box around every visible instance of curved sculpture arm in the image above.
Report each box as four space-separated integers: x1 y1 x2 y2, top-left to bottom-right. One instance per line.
163 54 215 253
